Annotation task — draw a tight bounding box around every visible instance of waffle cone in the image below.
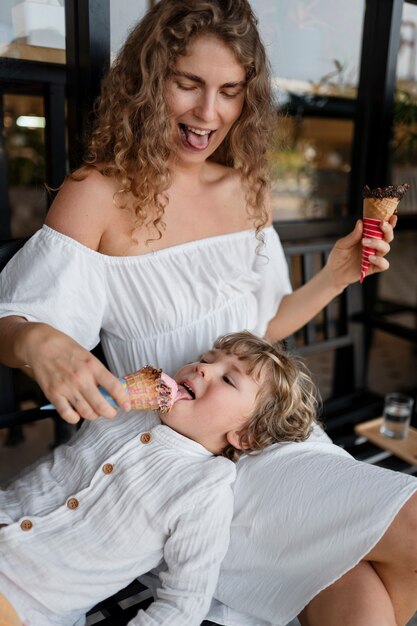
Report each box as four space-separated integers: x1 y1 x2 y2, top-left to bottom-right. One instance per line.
360 184 408 283
124 366 176 413
363 197 399 220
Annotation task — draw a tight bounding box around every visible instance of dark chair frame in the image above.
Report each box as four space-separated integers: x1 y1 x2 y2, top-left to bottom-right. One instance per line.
282 236 384 441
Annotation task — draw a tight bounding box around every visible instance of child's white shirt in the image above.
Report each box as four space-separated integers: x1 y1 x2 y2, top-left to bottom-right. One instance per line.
0 410 235 626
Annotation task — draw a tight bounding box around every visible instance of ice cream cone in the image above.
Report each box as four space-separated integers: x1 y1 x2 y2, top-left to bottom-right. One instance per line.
41 366 179 414
363 196 400 221
123 366 178 413
360 184 410 283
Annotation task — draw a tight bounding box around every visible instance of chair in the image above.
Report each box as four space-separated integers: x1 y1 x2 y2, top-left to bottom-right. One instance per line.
282 236 384 443
0 238 108 432
0 239 66 436
0 239 27 420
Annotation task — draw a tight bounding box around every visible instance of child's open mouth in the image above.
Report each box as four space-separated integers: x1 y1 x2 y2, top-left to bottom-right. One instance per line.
178 123 214 151
178 382 195 400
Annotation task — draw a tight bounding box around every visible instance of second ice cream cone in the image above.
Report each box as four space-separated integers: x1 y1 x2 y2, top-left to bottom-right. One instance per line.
360 184 409 283
361 216 384 283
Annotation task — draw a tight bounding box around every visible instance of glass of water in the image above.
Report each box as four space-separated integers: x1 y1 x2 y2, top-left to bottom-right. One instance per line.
380 393 415 439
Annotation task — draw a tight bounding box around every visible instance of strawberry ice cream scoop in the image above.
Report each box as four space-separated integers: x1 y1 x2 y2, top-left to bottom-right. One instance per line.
160 372 181 408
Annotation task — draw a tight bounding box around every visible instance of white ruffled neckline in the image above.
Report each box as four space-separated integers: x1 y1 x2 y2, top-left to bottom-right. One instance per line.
40 224 274 263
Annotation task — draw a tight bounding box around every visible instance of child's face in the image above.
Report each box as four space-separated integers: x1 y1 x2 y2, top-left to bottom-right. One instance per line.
160 349 260 454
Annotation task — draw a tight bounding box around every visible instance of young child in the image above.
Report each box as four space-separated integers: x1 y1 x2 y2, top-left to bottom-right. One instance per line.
0 331 318 626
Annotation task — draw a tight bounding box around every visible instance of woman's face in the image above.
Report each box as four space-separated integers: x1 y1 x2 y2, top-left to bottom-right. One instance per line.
165 34 246 164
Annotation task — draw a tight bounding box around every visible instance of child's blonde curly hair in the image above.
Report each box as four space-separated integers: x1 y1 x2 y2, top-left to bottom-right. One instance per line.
214 331 320 462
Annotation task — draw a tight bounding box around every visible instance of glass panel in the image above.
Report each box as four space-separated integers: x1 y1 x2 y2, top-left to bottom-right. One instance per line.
110 0 149 59
378 230 417 310
391 1 417 214
251 1 364 222
0 0 65 63
270 116 353 221
3 93 47 237
251 0 365 102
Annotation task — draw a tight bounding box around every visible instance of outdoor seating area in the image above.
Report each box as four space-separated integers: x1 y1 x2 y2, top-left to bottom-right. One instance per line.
1 1 417 625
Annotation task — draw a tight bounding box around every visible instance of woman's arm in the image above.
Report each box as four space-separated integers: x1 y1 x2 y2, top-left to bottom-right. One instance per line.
0 171 131 423
266 216 396 342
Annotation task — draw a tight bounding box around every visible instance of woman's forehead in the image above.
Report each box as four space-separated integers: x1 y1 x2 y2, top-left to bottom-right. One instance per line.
174 34 245 79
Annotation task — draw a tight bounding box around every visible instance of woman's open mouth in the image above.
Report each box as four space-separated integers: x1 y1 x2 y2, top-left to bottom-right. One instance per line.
178 123 214 151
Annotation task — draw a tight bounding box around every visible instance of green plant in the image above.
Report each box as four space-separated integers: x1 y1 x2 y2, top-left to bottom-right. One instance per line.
392 89 417 166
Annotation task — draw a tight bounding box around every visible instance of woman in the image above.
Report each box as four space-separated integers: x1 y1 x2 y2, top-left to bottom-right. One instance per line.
1 2 416 625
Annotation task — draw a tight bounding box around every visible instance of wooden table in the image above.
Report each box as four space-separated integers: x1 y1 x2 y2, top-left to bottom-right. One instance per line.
355 417 417 467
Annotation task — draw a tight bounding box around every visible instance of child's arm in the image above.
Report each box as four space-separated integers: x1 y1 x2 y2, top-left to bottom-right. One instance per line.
127 469 235 625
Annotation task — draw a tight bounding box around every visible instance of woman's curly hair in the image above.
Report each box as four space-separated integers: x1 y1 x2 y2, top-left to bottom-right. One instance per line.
81 0 274 238
214 331 320 463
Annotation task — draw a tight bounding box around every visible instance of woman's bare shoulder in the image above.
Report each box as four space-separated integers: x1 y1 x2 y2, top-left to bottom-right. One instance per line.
45 168 119 250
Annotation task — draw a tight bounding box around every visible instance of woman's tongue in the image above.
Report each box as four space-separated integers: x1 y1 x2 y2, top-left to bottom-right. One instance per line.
184 126 210 150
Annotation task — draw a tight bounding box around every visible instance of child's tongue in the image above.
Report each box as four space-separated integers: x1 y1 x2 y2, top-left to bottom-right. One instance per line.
185 127 210 150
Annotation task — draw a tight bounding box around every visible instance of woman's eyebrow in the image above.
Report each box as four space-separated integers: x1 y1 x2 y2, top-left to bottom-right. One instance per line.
172 70 246 89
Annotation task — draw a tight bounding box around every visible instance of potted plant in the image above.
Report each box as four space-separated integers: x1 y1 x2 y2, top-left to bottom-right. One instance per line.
391 88 417 213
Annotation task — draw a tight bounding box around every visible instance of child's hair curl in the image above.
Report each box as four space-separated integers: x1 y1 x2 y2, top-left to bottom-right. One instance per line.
79 0 274 239
214 331 320 463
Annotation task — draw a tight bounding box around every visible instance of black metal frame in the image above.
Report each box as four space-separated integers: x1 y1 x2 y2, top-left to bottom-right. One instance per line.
65 0 110 169
282 238 379 427
0 58 66 228
349 0 405 212
0 95 11 238
0 238 30 416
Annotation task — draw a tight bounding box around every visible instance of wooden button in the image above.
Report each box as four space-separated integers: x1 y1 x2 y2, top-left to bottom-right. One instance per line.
20 519 33 531
67 497 79 510
140 432 152 444
102 463 114 474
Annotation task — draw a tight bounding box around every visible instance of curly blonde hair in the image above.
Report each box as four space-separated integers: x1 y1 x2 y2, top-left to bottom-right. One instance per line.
81 0 274 238
213 331 320 463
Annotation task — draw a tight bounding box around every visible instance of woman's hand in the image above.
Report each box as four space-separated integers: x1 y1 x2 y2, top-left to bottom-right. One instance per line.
18 322 131 424
325 215 397 291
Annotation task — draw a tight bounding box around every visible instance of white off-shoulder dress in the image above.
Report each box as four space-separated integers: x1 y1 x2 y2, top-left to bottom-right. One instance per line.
1 224 416 626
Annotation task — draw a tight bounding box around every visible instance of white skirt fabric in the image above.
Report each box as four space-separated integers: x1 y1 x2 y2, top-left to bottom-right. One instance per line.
207 428 417 626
